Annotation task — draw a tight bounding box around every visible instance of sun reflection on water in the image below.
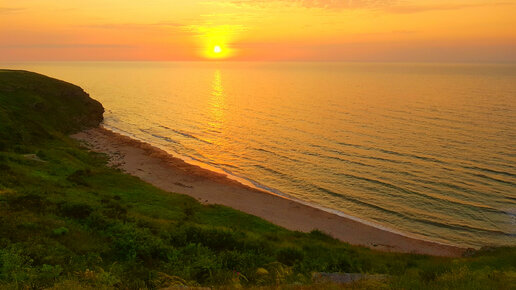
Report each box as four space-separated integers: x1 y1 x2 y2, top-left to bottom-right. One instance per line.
206 69 225 144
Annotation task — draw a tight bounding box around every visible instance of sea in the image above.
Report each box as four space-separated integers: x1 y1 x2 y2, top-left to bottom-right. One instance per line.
3 61 515 248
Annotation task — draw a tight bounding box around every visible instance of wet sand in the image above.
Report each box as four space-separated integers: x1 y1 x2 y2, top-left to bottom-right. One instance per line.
72 127 467 257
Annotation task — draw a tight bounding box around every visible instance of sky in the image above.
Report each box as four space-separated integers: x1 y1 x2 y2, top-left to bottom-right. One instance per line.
1 0 515 62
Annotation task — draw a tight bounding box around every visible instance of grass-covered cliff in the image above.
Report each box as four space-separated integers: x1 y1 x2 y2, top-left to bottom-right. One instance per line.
0 70 514 289
0 70 103 150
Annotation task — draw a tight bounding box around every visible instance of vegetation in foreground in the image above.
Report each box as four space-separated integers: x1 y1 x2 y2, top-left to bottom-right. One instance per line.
0 69 514 289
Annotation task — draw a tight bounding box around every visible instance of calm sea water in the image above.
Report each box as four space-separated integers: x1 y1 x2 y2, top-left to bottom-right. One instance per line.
3 62 515 247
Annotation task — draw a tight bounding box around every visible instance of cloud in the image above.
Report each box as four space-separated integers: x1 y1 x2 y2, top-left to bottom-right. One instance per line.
79 22 183 30
0 7 25 14
0 43 134 49
78 22 249 40
225 0 514 13
385 2 514 14
228 0 397 9
182 24 248 36
154 21 184 27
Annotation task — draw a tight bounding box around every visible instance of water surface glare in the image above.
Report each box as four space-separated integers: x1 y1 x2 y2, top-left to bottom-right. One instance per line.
4 62 515 247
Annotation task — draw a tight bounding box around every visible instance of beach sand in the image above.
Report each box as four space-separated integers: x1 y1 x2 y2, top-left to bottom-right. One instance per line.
72 127 467 257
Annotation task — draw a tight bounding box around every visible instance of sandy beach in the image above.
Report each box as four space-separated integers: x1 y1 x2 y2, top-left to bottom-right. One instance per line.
72 127 467 257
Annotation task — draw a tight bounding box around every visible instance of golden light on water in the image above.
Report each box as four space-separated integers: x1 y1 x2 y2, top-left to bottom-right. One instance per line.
209 69 225 129
206 69 225 146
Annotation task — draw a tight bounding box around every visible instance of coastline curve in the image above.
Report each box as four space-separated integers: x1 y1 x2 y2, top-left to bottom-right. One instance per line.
72 126 467 257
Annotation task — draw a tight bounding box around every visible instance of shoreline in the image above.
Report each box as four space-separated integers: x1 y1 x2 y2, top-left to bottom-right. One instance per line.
88 127 463 250
72 126 467 257
102 126 422 242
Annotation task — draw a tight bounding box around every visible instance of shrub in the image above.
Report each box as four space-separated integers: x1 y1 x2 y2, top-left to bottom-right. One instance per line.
183 206 196 222
58 202 93 219
0 244 35 283
261 262 292 285
102 201 127 220
309 229 336 242
0 163 10 172
169 224 244 252
108 223 168 262
36 150 48 160
85 211 110 230
52 227 69 236
419 263 450 282
38 264 63 286
328 254 352 272
277 247 304 266
153 272 195 288
75 267 121 288
7 193 49 212
66 169 92 186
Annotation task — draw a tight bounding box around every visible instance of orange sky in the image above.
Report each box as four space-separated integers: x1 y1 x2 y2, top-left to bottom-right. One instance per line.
1 0 515 62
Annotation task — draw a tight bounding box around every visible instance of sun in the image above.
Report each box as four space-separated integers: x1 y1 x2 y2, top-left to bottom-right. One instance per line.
203 43 232 59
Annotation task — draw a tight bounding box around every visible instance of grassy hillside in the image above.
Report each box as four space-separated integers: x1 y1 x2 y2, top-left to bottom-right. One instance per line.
0 70 514 289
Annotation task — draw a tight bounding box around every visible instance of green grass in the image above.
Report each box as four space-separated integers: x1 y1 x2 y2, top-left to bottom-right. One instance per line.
0 69 515 289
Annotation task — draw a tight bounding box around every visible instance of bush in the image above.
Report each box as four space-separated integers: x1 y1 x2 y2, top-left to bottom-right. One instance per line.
169 224 244 252
38 264 63 286
0 163 10 172
0 244 35 283
108 223 169 262
7 194 50 212
277 247 304 266
419 263 450 282
328 254 353 272
309 229 336 242
75 267 121 288
66 169 92 186
102 201 127 220
52 227 69 236
85 211 110 230
58 202 93 219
